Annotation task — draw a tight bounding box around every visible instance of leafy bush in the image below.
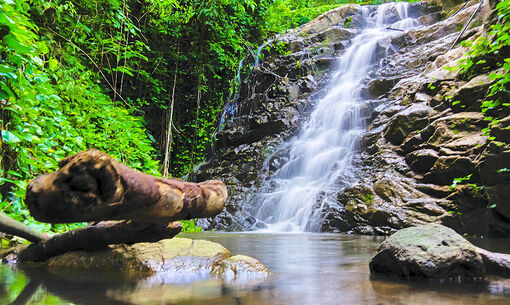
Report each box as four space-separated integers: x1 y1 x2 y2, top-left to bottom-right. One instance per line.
458 0 510 137
0 0 201 235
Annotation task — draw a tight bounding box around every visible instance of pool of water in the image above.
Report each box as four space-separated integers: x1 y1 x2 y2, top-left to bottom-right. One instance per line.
2 232 510 304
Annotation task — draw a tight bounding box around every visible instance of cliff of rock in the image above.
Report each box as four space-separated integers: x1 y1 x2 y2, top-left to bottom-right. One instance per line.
193 0 510 237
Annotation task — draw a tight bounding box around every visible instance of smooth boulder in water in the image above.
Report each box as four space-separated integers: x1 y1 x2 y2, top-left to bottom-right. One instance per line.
46 238 269 283
369 224 486 279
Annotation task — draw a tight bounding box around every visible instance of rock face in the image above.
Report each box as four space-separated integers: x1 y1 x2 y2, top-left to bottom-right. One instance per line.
370 224 510 280
46 238 268 282
369 224 485 279
193 0 510 236
192 5 369 231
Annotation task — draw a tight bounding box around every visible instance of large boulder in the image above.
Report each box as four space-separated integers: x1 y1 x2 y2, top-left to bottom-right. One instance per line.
47 238 269 282
369 224 485 279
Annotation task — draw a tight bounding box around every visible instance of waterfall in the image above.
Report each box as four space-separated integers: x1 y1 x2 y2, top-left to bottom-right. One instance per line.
219 38 276 131
251 2 419 232
254 39 273 68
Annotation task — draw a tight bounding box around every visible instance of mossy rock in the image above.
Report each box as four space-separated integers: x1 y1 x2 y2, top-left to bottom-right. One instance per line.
46 238 250 281
370 224 485 279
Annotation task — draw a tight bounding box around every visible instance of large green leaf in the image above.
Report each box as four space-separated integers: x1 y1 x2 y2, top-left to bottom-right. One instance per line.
1 130 20 144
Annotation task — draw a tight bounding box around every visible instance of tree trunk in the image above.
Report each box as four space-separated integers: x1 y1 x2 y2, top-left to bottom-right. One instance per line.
25 149 227 223
190 64 203 171
0 213 47 243
18 220 182 262
162 41 180 178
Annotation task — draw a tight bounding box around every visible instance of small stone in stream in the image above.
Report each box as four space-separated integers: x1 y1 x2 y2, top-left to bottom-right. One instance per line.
212 254 269 282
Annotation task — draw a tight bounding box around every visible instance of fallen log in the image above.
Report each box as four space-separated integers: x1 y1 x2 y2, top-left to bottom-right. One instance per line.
0 213 47 243
25 149 227 223
18 220 182 262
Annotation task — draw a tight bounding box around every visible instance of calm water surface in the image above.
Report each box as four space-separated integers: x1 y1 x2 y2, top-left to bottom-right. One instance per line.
2 232 510 305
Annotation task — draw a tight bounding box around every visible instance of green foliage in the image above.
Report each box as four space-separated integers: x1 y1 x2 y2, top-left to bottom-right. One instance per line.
344 16 352 28
0 0 201 236
133 0 269 177
457 0 510 137
0 0 436 240
448 0 510 197
263 0 412 32
360 192 374 204
450 174 472 190
181 218 203 233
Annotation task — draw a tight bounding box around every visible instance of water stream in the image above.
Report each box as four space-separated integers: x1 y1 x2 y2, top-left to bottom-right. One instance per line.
2 233 510 305
252 2 419 232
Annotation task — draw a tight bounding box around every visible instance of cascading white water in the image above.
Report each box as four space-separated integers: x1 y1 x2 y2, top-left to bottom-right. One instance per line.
252 2 419 232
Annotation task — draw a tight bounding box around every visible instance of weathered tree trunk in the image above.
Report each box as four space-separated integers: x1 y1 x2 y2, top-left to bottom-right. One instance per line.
25 149 227 223
0 213 47 243
18 220 182 262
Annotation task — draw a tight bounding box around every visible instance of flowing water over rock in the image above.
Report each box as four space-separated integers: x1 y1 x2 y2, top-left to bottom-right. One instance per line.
193 0 509 236
252 3 419 232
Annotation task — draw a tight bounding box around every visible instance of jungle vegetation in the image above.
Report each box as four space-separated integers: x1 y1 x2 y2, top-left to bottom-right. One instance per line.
1 0 507 241
0 0 381 239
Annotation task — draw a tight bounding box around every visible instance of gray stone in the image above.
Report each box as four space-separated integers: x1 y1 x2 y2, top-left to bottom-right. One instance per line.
405 149 439 173
384 103 434 145
369 224 485 279
424 155 476 185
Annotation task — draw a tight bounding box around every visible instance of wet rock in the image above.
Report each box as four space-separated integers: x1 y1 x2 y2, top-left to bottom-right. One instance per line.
212 255 269 281
373 178 408 203
47 238 230 278
401 132 424 153
405 149 439 173
418 12 442 25
46 238 268 282
314 57 337 71
492 115 510 143
369 224 485 279
477 146 510 221
476 247 510 278
384 103 434 145
448 74 492 112
424 156 476 185
314 27 356 43
415 183 452 198
425 0 468 10
299 4 360 35
368 77 401 98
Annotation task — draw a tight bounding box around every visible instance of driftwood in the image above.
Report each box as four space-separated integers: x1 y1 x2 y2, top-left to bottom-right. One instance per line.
0 213 47 243
18 220 182 262
25 149 227 223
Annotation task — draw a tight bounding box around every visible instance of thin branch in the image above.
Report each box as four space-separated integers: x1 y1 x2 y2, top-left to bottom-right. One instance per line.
46 28 131 109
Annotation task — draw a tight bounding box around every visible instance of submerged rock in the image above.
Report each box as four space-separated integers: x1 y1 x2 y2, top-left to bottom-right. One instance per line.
370 224 510 280
46 238 268 282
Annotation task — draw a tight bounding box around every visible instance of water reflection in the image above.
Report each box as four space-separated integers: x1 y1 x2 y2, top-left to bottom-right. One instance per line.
2 233 510 305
